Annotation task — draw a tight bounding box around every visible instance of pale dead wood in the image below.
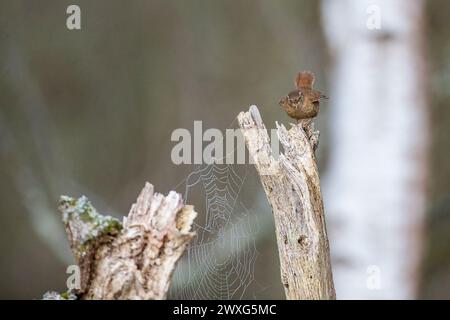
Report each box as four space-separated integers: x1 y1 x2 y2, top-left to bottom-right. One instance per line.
237 105 335 300
45 182 197 300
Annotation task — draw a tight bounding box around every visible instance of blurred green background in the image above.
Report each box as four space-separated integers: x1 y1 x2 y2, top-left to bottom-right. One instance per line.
0 0 448 299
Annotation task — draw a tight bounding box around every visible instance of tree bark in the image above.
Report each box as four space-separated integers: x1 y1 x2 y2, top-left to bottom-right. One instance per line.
44 182 197 300
237 105 336 300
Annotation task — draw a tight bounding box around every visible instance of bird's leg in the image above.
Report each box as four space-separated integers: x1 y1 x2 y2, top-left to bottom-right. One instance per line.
297 118 320 152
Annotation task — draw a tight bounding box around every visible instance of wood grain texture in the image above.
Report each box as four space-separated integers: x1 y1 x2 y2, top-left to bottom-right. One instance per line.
237 105 335 300
51 182 197 300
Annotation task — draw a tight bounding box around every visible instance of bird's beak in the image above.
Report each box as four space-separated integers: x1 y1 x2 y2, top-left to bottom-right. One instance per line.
279 96 288 106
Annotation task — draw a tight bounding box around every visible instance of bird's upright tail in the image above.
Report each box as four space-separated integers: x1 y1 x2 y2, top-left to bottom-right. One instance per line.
295 71 315 90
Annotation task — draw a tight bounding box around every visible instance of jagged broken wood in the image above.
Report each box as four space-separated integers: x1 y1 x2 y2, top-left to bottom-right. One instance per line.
237 105 335 299
44 182 197 300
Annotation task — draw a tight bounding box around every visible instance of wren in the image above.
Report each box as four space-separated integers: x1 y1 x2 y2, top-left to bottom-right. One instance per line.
279 71 327 120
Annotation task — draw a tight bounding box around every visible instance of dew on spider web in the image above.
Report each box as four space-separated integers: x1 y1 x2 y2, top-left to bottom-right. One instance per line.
169 163 258 300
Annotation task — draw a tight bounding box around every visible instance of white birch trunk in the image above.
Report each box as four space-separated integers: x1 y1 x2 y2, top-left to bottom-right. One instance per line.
320 0 429 299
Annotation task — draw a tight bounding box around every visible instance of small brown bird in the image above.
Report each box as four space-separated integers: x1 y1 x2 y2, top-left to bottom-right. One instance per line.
279 71 328 120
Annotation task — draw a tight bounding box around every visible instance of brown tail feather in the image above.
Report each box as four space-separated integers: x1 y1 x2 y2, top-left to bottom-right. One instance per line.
295 71 315 89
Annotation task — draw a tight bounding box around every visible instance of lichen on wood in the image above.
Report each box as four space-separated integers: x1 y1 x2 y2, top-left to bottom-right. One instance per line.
44 182 197 300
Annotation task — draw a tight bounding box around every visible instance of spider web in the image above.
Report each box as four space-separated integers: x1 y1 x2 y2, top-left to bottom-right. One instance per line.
170 163 258 300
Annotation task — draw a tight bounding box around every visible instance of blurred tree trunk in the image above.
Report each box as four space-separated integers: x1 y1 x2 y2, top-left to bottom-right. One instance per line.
320 0 429 299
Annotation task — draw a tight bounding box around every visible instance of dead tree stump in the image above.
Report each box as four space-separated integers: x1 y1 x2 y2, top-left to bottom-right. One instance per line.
44 182 197 300
237 105 335 300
